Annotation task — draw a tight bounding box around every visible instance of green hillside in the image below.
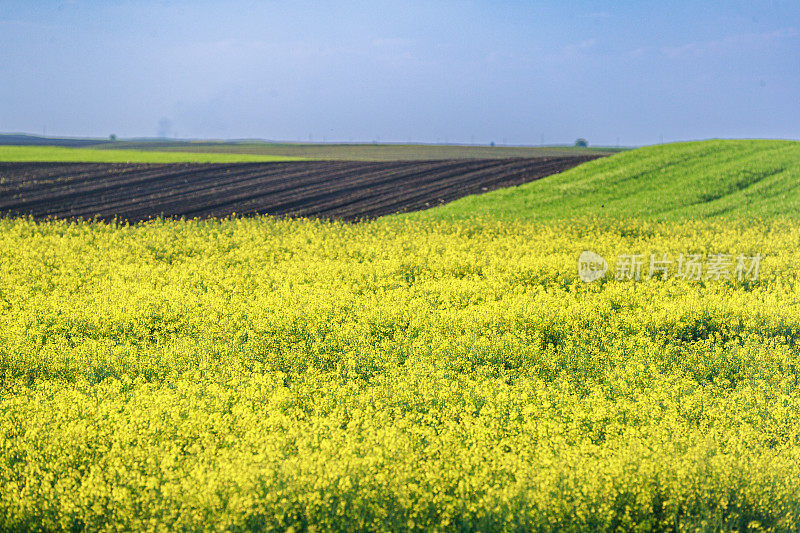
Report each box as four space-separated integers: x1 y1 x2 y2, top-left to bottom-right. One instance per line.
0 146 302 163
409 139 800 221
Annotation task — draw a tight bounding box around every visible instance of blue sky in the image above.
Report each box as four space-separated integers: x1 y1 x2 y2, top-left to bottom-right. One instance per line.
1 0 797 146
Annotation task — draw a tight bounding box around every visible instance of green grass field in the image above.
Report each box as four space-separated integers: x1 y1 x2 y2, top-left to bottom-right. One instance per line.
408 139 800 221
0 145 303 163
2 140 800 531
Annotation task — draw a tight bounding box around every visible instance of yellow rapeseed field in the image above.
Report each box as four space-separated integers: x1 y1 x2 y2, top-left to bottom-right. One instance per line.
2 215 800 531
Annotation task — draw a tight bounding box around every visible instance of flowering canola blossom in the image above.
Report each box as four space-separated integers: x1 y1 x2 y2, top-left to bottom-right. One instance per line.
1 215 800 531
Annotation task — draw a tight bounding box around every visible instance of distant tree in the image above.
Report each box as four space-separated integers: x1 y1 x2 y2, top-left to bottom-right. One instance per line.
109 134 117 142
574 138 588 147
490 141 495 147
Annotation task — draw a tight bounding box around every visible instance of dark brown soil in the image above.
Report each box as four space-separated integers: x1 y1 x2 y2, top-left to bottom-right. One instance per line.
0 156 600 222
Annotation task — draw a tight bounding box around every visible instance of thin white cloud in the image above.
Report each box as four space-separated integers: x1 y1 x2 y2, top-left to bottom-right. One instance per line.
0 18 61 31
585 12 612 19
624 47 648 60
562 38 597 57
661 27 798 58
371 37 414 47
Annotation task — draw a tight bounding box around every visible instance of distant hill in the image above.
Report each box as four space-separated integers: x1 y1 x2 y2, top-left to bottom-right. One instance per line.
0 134 623 160
0 134 109 147
100 141 620 161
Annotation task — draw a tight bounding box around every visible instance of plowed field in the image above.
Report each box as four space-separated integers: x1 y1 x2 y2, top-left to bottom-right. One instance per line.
0 156 599 221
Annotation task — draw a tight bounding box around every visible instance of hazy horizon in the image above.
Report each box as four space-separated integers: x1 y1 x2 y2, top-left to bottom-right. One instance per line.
1 0 798 146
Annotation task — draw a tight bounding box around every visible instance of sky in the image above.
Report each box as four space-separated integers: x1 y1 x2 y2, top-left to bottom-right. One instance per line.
0 0 798 146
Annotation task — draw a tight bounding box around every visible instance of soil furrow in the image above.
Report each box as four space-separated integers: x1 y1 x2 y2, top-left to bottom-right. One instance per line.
0 157 602 221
